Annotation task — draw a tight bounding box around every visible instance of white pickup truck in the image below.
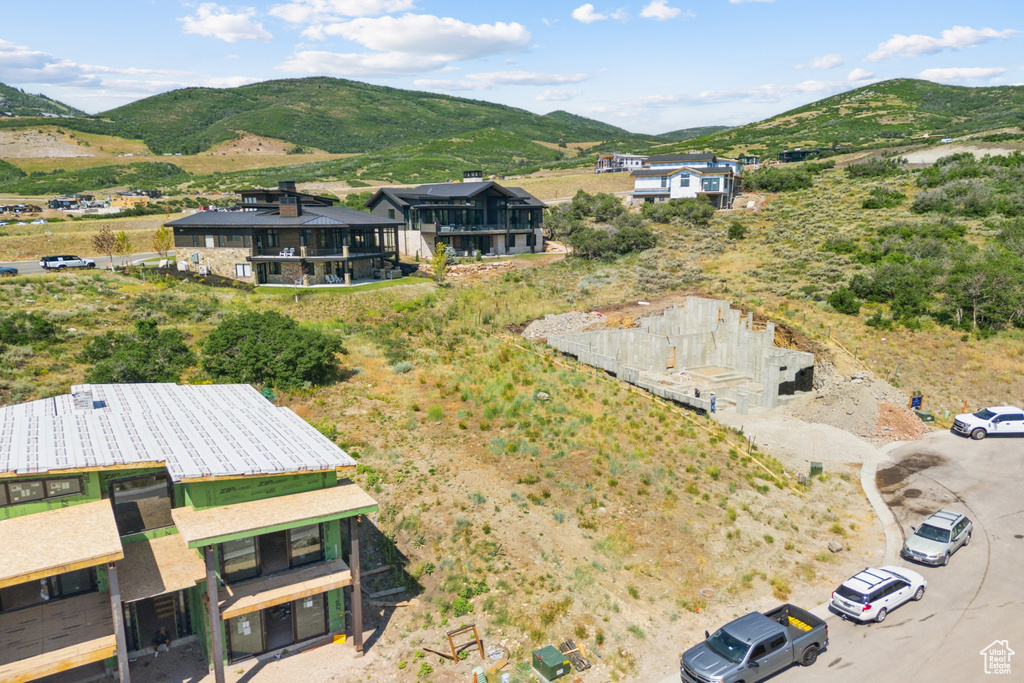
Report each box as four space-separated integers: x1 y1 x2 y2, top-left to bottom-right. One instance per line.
952 406 1024 440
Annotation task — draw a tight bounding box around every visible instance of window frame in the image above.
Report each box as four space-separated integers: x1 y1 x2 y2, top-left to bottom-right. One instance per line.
219 523 325 586
107 471 175 536
1 476 84 507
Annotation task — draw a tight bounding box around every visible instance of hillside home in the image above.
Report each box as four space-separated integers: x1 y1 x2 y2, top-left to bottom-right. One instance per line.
594 153 647 174
0 383 376 683
645 152 719 170
630 165 739 209
166 181 403 286
110 193 150 209
365 181 546 259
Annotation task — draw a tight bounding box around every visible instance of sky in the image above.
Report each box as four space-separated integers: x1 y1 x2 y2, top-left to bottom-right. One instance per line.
0 0 1021 134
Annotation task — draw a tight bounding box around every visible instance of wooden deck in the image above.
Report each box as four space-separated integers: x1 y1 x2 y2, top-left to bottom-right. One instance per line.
0 591 116 682
116 533 206 603
219 558 351 620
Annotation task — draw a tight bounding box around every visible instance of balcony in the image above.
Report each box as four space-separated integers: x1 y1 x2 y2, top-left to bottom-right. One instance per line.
419 223 535 235
250 246 385 260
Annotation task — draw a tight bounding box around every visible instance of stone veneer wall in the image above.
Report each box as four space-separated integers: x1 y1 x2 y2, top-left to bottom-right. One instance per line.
175 247 254 283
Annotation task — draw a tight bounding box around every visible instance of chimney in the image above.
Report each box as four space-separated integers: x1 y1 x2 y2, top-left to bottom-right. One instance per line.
279 196 301 217
72 387 94 411
463 170 483 183
277 180 296 192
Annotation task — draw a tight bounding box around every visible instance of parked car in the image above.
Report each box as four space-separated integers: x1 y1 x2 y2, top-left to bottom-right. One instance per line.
39 255 96 270
0 266 17 277
952 406 1024 439
902 509 972 566
30 219 47 224
830 566 926 623
0 221 8 227
680 604 827 682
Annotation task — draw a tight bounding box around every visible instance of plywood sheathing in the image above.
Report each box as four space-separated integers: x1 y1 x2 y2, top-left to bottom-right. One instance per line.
0 500 123 589
0 590 116 679
218 557 351 620
172 483 377 548
116 533 206 603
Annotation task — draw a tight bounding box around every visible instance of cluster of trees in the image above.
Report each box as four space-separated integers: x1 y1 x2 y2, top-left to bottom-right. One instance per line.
826 218 1024 332
545 191 658 260
846 158 905 178
862 187 906 209
640 196 716 227
741 160 834 192
78 310 347 388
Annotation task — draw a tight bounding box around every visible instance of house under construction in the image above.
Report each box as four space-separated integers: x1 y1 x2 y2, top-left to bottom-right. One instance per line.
546 297 814 413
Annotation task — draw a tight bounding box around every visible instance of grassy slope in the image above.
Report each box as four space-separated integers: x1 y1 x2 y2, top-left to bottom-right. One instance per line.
76 78 655 155
656 125 732 142
656 79 1024 158
0 82 86 117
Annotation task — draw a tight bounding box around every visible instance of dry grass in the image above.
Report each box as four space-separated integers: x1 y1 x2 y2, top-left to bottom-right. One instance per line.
510 170 634 201
0 213 178 260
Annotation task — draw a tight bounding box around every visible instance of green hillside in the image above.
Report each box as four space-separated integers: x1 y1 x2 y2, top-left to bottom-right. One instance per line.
0 83 85 117
658 79 1024 157
657 125 731 141
40 77 653 155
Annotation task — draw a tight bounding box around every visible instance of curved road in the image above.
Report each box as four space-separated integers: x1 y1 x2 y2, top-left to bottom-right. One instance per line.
665 430 1023 682
0 253 160 276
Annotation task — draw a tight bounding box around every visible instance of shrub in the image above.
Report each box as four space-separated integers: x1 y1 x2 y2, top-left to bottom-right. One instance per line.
727 221 747 240
742 166 814 192
81 319 195 383
202 311 346 388
0 311 60 345
392 361 414 374
827 288 861 315
862 187 906 209
640 196 716 226
846 158 904 178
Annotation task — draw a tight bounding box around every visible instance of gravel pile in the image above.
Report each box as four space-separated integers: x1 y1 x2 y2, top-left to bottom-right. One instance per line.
786 368 913 439
522 311 604 341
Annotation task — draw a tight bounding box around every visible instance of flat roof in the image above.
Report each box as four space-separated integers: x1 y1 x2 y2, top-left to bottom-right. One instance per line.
0 591 115 679
219 557 351 619
172 482 377 548
0 501 123 589
0 383 358 482
117 533 206 603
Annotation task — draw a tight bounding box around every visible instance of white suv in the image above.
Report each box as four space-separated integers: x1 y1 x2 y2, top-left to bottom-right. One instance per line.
831 566 926 623
953 406 1024 440
39 254 96 270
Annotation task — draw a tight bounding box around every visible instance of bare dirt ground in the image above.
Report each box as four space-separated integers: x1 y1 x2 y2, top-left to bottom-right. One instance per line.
0 128 98 158
901 143 1021 165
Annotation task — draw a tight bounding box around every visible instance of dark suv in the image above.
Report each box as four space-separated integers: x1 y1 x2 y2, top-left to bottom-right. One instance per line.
39 255 96 270
902 509 972 566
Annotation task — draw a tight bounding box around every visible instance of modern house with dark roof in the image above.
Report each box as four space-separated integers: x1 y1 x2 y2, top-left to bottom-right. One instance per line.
0 383 376 683
365 181 546 259
167 181 403 286
593 152 647 174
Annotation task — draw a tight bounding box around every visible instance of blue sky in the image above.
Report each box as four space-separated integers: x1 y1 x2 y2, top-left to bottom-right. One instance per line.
1 1 1021 134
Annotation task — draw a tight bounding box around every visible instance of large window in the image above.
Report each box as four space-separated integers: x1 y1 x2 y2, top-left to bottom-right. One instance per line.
0 567 97 613
219 524 324 585
702 178 721 192
109 473 173 536
1 477 82 507
235 263 252 278
227 594 328 662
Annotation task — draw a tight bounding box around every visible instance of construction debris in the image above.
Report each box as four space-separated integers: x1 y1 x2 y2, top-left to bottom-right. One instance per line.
557 639 592 672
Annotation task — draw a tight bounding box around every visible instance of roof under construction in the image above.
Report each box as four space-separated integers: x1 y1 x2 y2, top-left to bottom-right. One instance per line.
0 383 357 482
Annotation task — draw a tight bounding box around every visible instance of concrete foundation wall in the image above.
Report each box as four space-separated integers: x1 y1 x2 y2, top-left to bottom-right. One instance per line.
548 297 814 412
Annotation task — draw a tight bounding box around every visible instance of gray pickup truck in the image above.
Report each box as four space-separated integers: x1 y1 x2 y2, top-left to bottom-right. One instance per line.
681 604 828 683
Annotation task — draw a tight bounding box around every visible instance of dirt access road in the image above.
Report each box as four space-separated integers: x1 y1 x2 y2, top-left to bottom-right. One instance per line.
663 430 1023 683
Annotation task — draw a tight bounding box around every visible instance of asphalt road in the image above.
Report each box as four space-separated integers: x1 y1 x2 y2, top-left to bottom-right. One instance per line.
665 430 1023 683
0 253 160 276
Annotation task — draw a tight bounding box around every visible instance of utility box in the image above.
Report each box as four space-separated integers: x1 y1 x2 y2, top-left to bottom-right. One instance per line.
809 462 823 477
532 646 570 681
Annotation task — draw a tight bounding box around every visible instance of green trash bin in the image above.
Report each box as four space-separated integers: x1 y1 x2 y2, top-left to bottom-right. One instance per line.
532 645 571 681
809 462 823 477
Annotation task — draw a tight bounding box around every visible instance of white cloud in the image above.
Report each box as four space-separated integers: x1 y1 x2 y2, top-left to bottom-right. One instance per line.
624 79 861 109
847 68 874 81
640 1 682 20
269 0 415 23
180 3 272 43
0 38 99 86
796 54 843 69
413 70 590 91
302 14 530 60
867 25 1018 61
572 4 606 23
918 66 1007 83
536 88 582 101
277 50 447 77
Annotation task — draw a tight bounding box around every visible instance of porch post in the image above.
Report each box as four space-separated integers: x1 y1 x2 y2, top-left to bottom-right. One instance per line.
349 515 363 654
205 546 226 683
107 562 131 683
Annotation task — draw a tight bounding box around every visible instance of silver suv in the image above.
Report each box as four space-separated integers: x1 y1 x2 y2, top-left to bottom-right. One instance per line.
39 255 96 270
902 509 972 566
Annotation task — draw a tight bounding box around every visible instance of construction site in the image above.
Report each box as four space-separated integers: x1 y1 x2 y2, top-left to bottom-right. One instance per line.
544 297 816 414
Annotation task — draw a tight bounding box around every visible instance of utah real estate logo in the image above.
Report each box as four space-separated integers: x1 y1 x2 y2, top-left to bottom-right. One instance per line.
980 640 1014 675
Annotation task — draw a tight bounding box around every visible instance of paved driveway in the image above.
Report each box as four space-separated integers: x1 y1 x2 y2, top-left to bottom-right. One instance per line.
665 430 1023 682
